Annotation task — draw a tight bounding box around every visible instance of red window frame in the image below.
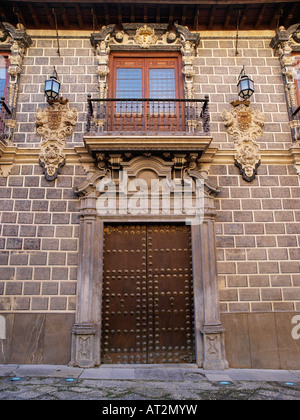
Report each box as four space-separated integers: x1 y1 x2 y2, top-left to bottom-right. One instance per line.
292 53 300 106
0 53 10 100
108 51 184 99
107 52 184 132
0 53 10 134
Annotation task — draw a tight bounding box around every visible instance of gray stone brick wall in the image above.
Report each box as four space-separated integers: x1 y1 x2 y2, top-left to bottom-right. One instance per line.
195 37 291 150
210 163 300 314
1 30 299 315
0 163 86 312
15 36 98 148
14 33 291 149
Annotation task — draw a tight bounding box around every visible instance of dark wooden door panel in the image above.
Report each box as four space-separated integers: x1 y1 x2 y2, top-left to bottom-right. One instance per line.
147 225 194 363
102 225 147 364
101 224 195 364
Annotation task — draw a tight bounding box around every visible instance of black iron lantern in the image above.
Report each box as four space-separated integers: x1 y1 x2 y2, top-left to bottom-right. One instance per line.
44 67 60 103
237 66 254 100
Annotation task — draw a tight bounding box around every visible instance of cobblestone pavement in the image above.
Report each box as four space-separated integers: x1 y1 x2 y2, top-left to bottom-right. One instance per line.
0 365 300 400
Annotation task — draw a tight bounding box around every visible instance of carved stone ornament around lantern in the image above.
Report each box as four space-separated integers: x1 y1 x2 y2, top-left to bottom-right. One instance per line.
35 98 78 180
222 100 264 182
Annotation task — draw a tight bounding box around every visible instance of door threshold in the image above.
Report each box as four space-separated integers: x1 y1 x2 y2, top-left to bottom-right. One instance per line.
98 364 199 369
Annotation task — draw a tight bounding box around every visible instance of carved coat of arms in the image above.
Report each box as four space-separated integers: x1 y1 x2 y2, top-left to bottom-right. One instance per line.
36 98 77 142
134 25 158 48
221 101 264 182
35 98 78 180
237 110 252 131
47 109 62 131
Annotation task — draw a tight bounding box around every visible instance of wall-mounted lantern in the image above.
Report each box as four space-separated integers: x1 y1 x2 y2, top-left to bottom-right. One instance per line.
44 67 60 103
237 66 254 100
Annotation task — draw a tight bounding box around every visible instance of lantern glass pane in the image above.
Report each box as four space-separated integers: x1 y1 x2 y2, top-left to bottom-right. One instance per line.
45 80 52 93
240 79 249 91
52 80 60 94
44 77 60 100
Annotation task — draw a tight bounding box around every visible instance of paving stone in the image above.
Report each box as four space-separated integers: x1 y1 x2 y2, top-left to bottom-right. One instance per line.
1 365 300 400
49 367 84 378
134 369 184 381
0 365 19 376
204 373 233 382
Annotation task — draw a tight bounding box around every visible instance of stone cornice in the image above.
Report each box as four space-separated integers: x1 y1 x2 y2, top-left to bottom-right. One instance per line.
83 135 213 154
0 145 300 176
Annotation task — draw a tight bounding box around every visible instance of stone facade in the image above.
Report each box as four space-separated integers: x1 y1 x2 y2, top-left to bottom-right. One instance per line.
0 22 300 369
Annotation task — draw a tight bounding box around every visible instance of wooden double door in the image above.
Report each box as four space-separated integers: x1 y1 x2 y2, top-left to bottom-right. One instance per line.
101 224 195 364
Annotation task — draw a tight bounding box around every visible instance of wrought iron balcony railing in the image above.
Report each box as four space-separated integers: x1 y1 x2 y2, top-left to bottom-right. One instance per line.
0 97 12 143
86 96 210 136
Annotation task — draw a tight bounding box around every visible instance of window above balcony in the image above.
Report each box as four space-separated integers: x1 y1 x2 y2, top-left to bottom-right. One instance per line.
84 23 211 153
111 54 182 100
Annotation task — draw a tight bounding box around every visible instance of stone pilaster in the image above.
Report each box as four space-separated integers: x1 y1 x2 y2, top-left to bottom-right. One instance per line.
270 24 300 142
70 176 105 368
0 23 32 144
195 217 228 370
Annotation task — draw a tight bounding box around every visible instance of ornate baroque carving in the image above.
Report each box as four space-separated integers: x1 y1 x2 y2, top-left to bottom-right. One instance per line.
70 149 227 369
134 25 158 48
270 24 300 142
0 23 32 144
91 23 200 100
35 98 78 180
222 100 264 182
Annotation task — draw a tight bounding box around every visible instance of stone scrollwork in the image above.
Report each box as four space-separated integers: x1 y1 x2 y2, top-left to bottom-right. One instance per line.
35 98 78 181
235 141 261 182
39 141 66 181
222 100 264 182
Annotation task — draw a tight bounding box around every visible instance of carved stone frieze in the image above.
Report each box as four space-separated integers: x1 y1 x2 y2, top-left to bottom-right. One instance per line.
222 100 264 182
35 98 78 180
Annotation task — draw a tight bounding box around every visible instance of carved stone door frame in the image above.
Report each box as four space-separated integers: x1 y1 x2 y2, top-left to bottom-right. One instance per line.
69 166 228 370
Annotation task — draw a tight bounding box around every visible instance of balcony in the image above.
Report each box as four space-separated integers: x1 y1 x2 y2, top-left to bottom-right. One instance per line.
86 96 210 136
84 96 212 155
